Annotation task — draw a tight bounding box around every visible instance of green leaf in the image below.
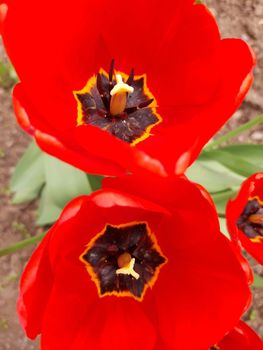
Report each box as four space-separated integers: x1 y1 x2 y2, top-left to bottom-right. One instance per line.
205 114 263 151
10 142 102 225
212 189 236 214
253 274 263 288
218 218 230 239
0 61 18 89
10 142 103 226
87 174 103 191
10 142 45 203
37 187 64 225
190 144 263 217
36 154 92 225
200 149 263 178
220 144 263 165
187 159 244 193
43 154 92 207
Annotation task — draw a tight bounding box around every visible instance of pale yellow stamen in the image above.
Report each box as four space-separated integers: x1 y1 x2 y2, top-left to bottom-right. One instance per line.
116 257 140 280
110 74 134 116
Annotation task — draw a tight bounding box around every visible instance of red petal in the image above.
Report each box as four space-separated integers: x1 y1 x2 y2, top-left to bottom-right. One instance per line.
17 196 88 339
90 188 170 216
148 182 250 349
75 125 167 176
227 173 263 264
137 39 255 174
40 264 98 350
69 299 156 350
153 231 250 349
38 191 167 349
2 0 194 90
18 189 169 347
17 233 52 339
0 2 8 34
103 174 220 230
229 242 254 287
35 129 128 176
103 174 251 349
2 1 255 176
216 321 263 350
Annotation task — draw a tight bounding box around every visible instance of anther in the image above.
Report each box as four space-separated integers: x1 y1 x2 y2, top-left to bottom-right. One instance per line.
126 68 135 86
248 214 263 225
110 74 134 116
109 59 115 83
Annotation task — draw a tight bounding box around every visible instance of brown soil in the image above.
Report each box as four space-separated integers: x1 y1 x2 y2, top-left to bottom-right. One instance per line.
206 0 263 142
0 41 41 349
0 1 263 349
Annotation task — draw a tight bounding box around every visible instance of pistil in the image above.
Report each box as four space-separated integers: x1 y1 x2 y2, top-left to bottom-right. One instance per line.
110 74 134 116
116 252 140 280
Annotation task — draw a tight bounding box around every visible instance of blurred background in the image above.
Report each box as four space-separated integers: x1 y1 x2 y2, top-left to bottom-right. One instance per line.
0 0 263 349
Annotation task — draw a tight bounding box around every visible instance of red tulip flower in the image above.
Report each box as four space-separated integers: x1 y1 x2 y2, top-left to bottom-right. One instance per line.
0 0 255 176
209 321 263 350
227 173 263 264
18 179 250 350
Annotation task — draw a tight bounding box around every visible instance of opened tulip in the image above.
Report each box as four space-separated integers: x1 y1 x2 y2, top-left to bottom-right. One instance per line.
0 0 255 176
227 173 263 264
209 321 263 350
18 178 250 350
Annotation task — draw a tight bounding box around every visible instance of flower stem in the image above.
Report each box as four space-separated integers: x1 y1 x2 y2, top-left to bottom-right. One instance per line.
205 114 263 151
0 232 45 258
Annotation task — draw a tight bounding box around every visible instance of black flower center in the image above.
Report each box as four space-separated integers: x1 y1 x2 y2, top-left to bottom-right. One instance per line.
237 197 263 241
80 222 166 300
74 60 161 145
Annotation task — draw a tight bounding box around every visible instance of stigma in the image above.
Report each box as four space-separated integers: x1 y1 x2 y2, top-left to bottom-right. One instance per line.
116 253 140 280
110 74 134 116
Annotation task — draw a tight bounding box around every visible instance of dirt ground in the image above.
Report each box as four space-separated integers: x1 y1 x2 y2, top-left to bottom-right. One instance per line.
0 1 263 349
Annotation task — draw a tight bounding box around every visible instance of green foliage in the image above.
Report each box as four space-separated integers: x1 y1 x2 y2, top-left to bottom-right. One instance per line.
10 142 45 204
187 144 263 235
200 148 263 178
253 274 263 288
0 232 45 258
3 113 263 257
0 61 18 89
205 114 263 151
10 142 102 225
11 140 263 232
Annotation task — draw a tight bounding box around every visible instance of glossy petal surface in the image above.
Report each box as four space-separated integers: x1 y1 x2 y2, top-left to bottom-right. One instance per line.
18 183 251 350
1 0 255 175
214 321 263 350
103 174 251 349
